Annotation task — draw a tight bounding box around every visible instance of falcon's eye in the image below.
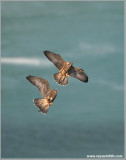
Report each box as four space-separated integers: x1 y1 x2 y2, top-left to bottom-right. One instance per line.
50 97 53 101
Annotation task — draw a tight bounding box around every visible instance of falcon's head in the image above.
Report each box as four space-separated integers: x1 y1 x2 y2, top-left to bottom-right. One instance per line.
67 62 73 67
49 89 58 102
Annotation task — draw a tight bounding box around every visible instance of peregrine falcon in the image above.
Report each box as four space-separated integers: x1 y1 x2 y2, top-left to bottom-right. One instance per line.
44 50 88 85
26 76 57 114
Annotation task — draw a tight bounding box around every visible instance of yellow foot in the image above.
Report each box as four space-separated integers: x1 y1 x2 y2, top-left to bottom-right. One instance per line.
66 73 69 77
50 102 53 106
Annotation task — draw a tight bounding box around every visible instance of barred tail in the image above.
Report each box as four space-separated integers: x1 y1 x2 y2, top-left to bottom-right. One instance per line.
33 98 49 114
53 72 68 86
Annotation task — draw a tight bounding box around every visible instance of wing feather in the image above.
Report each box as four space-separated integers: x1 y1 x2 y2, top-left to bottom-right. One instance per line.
44 50 65 70
68 66 88 83
26 76 51 97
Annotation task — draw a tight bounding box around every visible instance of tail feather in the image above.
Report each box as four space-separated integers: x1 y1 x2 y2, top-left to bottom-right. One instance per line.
53 73 68 86
33 98 49 114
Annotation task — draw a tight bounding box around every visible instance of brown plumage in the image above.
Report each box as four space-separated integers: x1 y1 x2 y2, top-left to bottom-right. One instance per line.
26 76 57 114
44 50 88 85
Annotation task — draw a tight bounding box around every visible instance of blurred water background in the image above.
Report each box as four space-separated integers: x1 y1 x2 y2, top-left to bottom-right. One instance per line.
1 1 124 158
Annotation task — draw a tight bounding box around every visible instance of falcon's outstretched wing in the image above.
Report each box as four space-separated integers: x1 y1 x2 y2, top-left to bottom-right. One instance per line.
68 66 88 83
44 50 65 70
26 76 51 98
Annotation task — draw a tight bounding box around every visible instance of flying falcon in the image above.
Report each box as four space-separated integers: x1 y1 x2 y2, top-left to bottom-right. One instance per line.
26 76 57 114
43 50 88 86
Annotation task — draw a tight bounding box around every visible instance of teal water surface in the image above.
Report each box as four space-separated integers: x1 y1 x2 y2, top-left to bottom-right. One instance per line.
1 1 124 158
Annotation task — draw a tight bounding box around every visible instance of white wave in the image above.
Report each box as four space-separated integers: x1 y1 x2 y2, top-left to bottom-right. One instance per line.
79 42 115 55
1 57 53 67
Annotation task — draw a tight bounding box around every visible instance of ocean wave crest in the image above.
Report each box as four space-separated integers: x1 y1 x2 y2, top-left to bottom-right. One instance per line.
1 57 52 67
79 42 115 55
